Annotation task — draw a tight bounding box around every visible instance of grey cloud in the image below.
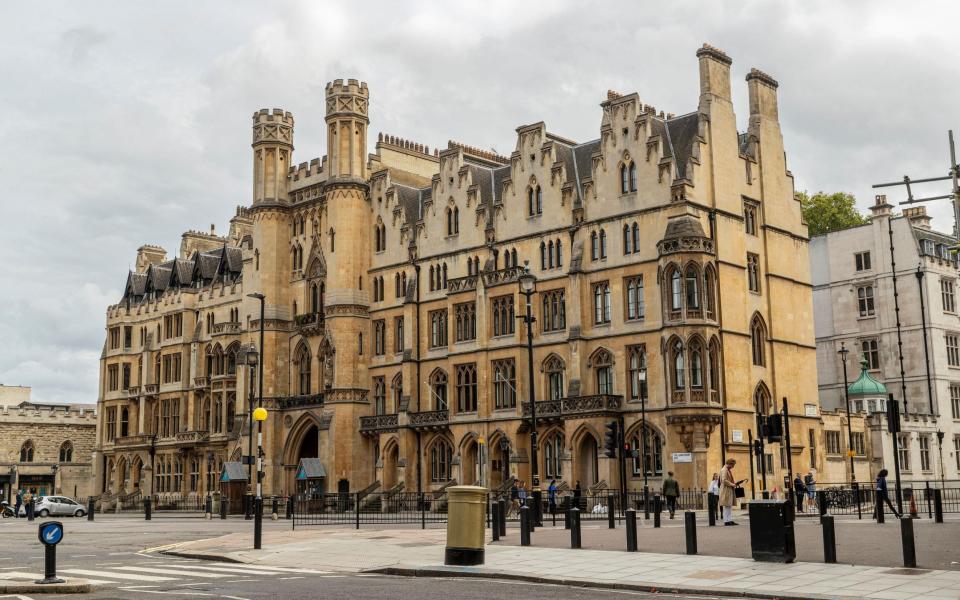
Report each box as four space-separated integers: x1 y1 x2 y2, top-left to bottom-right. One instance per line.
1 0 958 403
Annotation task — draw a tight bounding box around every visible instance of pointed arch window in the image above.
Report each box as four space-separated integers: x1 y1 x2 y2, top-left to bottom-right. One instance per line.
395 273 401 298
592 349 614 394
120 407 129 437
373 377 386 415
685 265 701 310
627 345 647 402
672 340 686 392
442 263 448 288
447 207 459 235
430 369 448 411
751 315 767 367
629 162 637 191
226 396 236 432
548 240 555 268
591 231 599 261
543 432 564 479
296 345 312 395
631 223 639 252
689 339 704 389
623 224 632 254
704 266 717 319
599 229 607 258
392 374 403 411
20 440 34 462
631 426 662 476
754 384 772 415
544 355 566 400
555 239 562 267
429 265 435 292
620 163 629 194
430 438 453 482
535 185 542 214
59 441 74 463
708 338 721 402
670 268 683 311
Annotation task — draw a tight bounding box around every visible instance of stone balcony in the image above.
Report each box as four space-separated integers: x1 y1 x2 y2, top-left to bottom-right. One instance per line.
408 409 450 430
276 393 324 410
193 376 209 388
212 322 242 335
143 384 159 396
359 413 399 436
521 394 623 421
294 312 325 337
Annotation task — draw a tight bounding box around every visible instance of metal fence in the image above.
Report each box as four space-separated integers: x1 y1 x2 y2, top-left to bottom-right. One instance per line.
808 482 960 518
292 492 448 528
291 488 707 528
78 494 291 518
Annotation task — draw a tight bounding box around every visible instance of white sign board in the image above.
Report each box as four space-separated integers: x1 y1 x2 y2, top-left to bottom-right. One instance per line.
804 404 819 417
671 452 693 463
731 430 743 443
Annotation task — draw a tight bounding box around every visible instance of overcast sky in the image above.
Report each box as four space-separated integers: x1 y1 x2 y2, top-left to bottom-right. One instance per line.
1 1 958 404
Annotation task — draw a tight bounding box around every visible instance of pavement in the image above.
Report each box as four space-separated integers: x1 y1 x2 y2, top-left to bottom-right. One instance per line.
159 517 960 600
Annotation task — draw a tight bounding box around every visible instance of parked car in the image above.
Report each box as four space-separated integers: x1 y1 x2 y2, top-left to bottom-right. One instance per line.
18 496 86 518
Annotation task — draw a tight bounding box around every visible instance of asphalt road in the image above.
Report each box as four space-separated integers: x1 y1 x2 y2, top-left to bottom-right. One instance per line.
0 516 720 600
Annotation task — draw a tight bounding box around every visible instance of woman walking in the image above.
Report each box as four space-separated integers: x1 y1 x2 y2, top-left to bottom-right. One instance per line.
875 469 901 520
718 459 739 526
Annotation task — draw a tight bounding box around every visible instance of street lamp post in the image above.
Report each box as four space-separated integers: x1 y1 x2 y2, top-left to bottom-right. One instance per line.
247 293 266 410
936 429 946 489
838 343 856 484
518 266 541 526
253 406 268 550
638 368 650 517
243 344 259 520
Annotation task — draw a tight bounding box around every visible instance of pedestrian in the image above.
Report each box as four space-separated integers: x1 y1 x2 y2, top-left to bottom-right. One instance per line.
547 479 557 515
573 480 582 499
718 459 739 526
662 471 680 519
793 474 806 512
707 473 720 519
14 489 22 519
875 468 900 519
803 471 816 512
22 489 33 518
518 481 528 503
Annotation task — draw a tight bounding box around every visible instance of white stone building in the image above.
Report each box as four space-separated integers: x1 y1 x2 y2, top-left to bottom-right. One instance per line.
812 196 959 485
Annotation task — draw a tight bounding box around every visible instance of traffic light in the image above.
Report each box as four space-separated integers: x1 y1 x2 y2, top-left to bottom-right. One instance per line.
886 394 900 433
764 414 783 443
603 421 619 458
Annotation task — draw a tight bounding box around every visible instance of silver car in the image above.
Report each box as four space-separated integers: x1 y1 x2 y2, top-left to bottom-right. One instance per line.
18 496 87 518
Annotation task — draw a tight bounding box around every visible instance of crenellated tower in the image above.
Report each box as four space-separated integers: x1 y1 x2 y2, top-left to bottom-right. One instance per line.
322 79 372 488
248 109 295 409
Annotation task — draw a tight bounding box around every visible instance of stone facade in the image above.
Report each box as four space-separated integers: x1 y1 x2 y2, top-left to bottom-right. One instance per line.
96 44 821 502
0 386 97 502
812 197 960 484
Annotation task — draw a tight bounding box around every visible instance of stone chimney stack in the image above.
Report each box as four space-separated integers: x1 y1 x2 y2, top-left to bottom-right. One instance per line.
870 194 893 219
696 44 732 108
903 205 932 229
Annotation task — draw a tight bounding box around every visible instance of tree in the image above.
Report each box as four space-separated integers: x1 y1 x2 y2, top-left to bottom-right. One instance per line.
797 191 867 237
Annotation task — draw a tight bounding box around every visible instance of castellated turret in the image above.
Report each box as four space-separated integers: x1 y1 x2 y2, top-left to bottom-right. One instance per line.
252 108 295 205
325 79 369 180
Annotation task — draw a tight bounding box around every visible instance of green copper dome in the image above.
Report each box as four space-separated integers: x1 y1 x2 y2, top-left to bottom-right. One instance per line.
848 359 887 396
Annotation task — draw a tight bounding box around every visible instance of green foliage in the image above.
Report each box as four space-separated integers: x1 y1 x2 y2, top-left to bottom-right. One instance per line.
797 191 867 236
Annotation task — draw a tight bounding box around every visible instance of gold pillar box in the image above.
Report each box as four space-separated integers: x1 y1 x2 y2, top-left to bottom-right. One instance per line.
444 485 487 566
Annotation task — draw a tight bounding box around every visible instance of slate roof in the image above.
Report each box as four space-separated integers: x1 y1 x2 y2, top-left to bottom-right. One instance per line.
220 461 248 482
666 113 700 179
662 214 707 240
122 244 243 302
296 458 327 480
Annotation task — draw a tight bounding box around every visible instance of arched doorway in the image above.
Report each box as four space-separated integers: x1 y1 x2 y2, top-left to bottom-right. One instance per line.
382 441 399 489
488 433 511 490
576 435 599 488
461 438 478 485
130 456 143 492
284 418 322 495
116 456 128 494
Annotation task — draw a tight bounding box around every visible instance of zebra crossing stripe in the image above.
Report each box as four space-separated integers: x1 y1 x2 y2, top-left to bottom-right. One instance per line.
204 562 332 574
114 566 232 578
169 565 289 576
60 569 177 582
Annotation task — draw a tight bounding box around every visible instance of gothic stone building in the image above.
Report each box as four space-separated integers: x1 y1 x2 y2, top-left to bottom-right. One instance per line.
95 44 821 501
0 386 97 502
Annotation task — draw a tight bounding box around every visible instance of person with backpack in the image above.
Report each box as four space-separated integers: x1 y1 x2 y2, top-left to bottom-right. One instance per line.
662 471 680 519
14 489 22 519
803 471 817 512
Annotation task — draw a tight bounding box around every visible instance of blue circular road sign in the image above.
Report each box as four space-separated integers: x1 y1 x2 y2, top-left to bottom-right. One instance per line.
38 521 64 546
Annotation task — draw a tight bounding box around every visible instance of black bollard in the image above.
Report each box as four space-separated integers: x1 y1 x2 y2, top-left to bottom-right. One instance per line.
520 505 530 546
707 493 716 527
526 497 535 533
272 496 279 518
822 514 837 563
876 493 885 524
926 482 933 519
498 499 506 538
563 497 571 530
287 496 294 520
901 516 917 568
570 507 581 549
492 503 500 541
762 490 770 500
817 490 827 520
205 495 213 517
934 489 944 524
643 486 650 520
220 497 228 520
144 497 152 521
684 511 697 555
607 494 615 529
653 495 661 528
87 498 95 521
27 500 34 522
626 508 637 552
